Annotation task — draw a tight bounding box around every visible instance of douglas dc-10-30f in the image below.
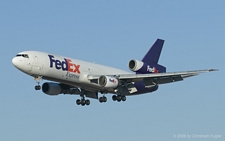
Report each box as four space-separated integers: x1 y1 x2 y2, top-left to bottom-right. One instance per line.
12 39 217 106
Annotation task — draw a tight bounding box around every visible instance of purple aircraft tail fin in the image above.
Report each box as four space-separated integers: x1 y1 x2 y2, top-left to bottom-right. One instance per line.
142 39 164 64
142 39 166 73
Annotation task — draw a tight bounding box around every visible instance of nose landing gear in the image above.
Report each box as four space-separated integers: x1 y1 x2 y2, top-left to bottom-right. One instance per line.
35 85 41 90
34 76 42 90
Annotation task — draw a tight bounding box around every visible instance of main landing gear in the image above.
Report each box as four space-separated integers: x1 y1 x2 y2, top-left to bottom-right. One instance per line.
76 99 90 106
99 94 126 103
112 95 126 102
34 76 42 90
99 96 107 103
76 91 90 106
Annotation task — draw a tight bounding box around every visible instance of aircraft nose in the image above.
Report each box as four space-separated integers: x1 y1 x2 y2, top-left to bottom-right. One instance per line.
12 57 20 67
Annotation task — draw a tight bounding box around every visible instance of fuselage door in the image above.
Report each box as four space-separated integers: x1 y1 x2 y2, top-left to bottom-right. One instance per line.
32 55 43 75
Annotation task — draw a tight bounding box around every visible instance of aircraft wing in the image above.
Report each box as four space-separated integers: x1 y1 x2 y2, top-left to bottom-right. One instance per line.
88 69 217 85
88 69 217 86
117 69 217 86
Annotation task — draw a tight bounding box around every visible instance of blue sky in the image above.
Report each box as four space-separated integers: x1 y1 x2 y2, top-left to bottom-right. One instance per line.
0 1 224 141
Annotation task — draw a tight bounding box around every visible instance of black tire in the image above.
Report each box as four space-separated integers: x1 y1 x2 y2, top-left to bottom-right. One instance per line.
35 85 41 90
85 99 90 105
35 86 39 90
76 99 81 105
116 95 121 102
121 96 126 101
103 97 107 102
81 99 85 105
99 97 103 103
112 95 117 101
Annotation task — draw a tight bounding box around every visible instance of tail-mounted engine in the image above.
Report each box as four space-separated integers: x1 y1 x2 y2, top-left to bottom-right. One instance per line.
98 76 119 88
128 59 166 74
42 82 80 95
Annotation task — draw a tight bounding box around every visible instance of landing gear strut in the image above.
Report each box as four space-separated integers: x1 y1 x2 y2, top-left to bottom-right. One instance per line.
34 76 42 90
112 95 126 102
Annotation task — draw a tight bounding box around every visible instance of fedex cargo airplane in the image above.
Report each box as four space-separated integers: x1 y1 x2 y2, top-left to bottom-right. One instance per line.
12 39 217 106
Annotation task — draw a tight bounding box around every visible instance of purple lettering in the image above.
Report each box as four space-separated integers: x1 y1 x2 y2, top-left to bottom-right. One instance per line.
48 54 80 74
48 55 56 68
61 59 68 71
55 60 61 69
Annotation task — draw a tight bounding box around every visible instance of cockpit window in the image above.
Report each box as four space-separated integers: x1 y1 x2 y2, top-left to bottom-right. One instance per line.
16 54 29 58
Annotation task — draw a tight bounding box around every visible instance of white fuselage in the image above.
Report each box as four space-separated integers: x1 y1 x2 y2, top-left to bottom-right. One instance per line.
12 51 130 93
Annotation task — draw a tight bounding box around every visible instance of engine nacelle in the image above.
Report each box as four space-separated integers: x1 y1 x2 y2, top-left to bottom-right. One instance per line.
42 82 62 95
128 59 166 74
129 59 144 72
98 76 119 88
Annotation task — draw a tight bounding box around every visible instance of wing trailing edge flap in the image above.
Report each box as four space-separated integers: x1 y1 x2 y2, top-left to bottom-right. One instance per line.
115 85 137 95
143 75 183 87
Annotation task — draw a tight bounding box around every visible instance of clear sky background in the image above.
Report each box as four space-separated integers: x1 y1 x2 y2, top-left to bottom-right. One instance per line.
0 1 224 141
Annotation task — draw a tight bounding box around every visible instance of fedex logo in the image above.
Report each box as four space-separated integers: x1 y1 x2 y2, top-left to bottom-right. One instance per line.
147 65 158 73
109 78 117 83
48 55 80 74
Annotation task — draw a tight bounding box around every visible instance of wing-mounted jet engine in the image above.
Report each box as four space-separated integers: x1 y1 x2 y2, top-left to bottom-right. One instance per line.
42 82 81 95
98 75 119 88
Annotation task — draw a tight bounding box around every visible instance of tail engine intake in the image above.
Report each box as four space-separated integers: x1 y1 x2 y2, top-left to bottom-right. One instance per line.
128 59 166 74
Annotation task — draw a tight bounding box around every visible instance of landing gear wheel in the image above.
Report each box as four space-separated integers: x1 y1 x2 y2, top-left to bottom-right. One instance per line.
99 97 103 103
35 85 41 90
76 99 90 106
103 97 107 102
76 99 81 105
116 95 122 102
81 99 86 105
112 95 126 102
99 96 107 103
121 95 126 101
85 100 90 105
112 95 117 101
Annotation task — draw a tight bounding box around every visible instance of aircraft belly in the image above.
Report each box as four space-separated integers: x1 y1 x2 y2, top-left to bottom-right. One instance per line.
42 75 106 92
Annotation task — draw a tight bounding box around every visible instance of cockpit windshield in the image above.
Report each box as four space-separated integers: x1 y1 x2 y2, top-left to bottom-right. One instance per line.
16 54 29 58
